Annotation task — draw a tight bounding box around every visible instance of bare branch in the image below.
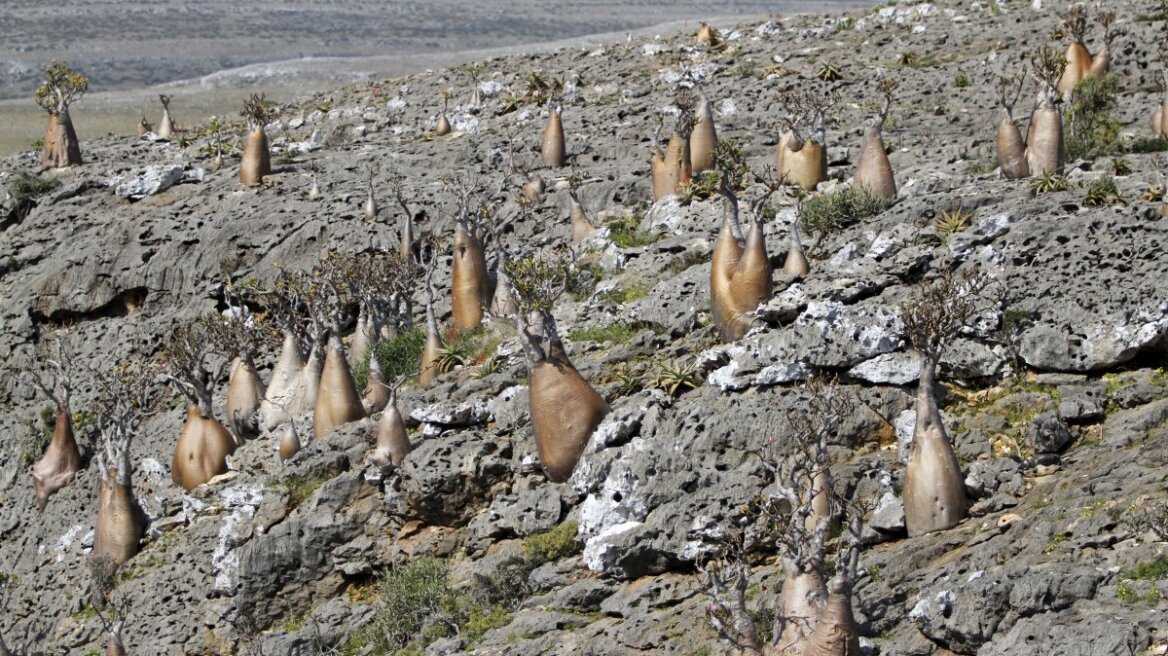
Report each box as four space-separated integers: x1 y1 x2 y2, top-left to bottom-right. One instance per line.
900 269 991 362
91 359 158 486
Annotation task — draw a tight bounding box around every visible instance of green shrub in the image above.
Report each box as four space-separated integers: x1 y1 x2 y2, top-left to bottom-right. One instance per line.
567 322 641 345
1126 556 1168 581
368 559 454 653
953 73 971 88
1066 74 1121 161
1083 176 1124 206
364 558 518 654
1127 136 1168 154
352 326 427 390
273 475 326 510
677 171 722 206
1029 171 1069 194
799 185 891 235
596 283 648 304
6 171 60 224
523 521 582 566
461 603 513 643
607 215 661 249
568 260 605 301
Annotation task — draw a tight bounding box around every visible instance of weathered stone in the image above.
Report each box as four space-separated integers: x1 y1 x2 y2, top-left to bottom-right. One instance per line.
1057 383 1107 422
465 479 563 554
110 164 185 199
1102 398 1168 448
1026 411 1071 454
398 430 513 525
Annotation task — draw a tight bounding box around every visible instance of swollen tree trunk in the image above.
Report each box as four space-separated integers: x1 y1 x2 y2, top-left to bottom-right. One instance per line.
777 131 826 192
172 405 236 491
278 421 300 463
312 335 366 438
855 122 896 200
690 95 718 174
435 114 451 136
710 206 744 341
371 390 411 467
452 223 489 331
803 576 861 656
996 109 1030 179
774 565 827 653
1057 41 1092 96
41 108 82 168
542 105 566 167
362 351 389 414
903 356 967 536
490 262 519 318
783 221 810 278
805 468 835 536
1026 88 1064 176
158 107 174 140
523 175 545 204
726 217 772 338
569 195 594 242
226 357 265 439
32 405 82 511
529 342 607 482
301 340 325 412
240 127 271 185
1153 72 1168 138
1088 43 1111 78
93 470 146 568
104 622 126 656
419 289 443 389
400 213 415 263
350 312 374 367
260 331 305 432
661 131 692 197
649 146 668 202
419 330 442 389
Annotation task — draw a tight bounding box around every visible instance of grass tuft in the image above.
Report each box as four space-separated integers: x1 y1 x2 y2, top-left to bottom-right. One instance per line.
799 185 891 235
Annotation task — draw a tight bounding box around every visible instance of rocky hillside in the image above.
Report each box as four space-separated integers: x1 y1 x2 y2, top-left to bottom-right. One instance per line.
2 1 1168 655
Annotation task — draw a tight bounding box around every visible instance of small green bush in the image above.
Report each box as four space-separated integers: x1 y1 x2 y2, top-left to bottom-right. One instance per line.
6 171 60 224
273 475 326 510
799 185 892 235
364 558 518 655
352 326 427 390
607 215 661 249
568 260 605 301
1126 557 1168 581
1083 176 1124 206
523 521 582 566
953 73 971 88
368 559 454 653
567 322 641 345
1066 74 1121 161
596 283 648 304
677 171 722 206
1127 136 1168 154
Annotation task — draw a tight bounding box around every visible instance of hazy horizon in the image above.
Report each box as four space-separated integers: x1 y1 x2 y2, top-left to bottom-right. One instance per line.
0 0 877 156
0 1 875 99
